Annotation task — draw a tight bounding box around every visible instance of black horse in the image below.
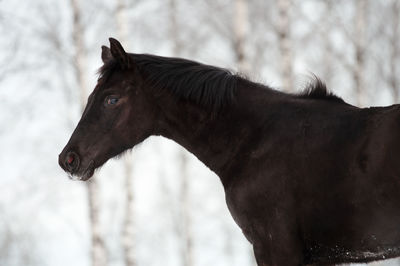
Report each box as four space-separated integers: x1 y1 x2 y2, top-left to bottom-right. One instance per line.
59 38 400 265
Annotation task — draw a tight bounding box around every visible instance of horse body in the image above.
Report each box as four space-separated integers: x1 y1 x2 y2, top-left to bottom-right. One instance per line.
221 94 400 264
151 75 400 264
59 38 400 265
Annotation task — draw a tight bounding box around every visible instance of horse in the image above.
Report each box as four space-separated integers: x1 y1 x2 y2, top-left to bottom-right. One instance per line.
59 38 400 265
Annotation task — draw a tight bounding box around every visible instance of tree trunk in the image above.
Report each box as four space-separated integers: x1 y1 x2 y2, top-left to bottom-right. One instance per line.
121 153 136 266
277 0 294 92
321 1 334 87
87 179 107 266
70 0 89 105
179 151 193 266
233 0 250 74
389 0 399 102
232 2 257 265
169 0 182 55
70 0 107 265
353 0 367 106
116 0 129 46
114 1 136 265
168 1 194 265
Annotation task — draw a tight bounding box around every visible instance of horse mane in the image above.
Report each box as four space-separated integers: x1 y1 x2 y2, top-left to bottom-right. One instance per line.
99 54 238 111
98 55 344 110
298 77 344 103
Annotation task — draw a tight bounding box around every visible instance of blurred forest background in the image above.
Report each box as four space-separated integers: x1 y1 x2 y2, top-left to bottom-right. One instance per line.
1 0 400 265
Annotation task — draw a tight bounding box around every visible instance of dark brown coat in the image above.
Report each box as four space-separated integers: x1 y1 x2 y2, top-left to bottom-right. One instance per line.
59 38 400 265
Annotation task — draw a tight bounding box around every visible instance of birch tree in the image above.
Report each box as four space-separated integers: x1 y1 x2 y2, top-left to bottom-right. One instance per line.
70 0 107 265
353 0 368 106
233 0 250 74
387 0 400 102
168 1 194 265
114 0 136 265
232 1 257 265
319 0 335 87
276 0 294 92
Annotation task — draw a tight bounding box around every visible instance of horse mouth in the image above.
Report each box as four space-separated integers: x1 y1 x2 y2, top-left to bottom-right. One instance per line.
68 160 95 181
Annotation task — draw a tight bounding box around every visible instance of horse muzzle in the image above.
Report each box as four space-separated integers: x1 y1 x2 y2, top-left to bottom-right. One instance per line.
59 150 80 174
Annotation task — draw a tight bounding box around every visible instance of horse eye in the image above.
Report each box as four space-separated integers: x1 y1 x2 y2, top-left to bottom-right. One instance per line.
107 97 119 105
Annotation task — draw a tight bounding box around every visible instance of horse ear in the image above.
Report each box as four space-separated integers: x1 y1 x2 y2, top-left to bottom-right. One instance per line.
101 46 112 64
109 37 132 69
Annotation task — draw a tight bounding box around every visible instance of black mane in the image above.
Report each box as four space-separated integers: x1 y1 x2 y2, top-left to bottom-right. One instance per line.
99 54 238 111
299 77 344 103
135 54 240 110
98 55 344 110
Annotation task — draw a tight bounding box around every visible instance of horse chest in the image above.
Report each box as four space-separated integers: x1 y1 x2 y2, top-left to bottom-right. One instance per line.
225 189 256 243
224 177 285 244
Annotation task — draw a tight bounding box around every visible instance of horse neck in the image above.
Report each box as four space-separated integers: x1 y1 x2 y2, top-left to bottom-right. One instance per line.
151 78 277 184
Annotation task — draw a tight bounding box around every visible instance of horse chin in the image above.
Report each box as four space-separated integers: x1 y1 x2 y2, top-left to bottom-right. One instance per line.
68 160 95 181
81 165 95 181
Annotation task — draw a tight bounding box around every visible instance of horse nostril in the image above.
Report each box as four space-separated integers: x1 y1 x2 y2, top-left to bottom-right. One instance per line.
66 154 74 165
65 151 79 171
